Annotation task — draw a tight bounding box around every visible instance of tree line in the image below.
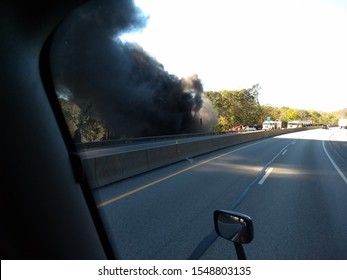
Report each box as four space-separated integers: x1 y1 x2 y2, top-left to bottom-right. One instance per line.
205 84 346 133
59 84 347 142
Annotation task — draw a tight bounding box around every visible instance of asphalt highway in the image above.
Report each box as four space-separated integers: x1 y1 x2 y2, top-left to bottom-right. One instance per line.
93 128 347 259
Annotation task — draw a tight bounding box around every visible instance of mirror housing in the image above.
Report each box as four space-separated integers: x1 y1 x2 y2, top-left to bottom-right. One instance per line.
214 210 254 244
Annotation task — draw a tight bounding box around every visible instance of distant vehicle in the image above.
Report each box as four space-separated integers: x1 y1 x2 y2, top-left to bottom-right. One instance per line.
287 120 313 128
338 119 347 129
244 126 256 131
301 120 313 127
322 124 329 129
234 125 243 132
287 120 301 128
262 120 285 130
253 124 263 130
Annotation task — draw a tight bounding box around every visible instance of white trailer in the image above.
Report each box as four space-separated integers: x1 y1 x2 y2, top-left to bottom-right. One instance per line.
287 120 301 128
338 119 347 129
262 120 283 130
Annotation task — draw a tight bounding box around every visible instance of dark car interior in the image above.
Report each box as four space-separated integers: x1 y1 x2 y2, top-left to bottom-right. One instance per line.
1 0 113 259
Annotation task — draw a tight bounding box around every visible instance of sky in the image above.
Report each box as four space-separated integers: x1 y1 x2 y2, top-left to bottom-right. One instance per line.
121 0 347 112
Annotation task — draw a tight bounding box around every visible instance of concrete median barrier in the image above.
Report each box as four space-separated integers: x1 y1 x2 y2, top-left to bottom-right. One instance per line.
82 127 316 188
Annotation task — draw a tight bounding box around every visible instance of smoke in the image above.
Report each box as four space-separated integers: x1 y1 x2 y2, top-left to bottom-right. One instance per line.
51 0 217 138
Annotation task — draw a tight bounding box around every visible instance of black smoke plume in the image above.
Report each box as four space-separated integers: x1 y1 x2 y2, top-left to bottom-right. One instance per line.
51 0 217 138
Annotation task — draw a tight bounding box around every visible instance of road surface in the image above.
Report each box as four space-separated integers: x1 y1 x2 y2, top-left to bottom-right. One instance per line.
93 128 347 259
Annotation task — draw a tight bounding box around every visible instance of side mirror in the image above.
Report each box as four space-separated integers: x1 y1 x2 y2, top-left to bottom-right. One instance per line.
214 210 254 244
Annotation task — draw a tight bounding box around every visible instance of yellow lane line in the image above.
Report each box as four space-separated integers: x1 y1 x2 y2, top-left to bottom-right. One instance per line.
97 141 260 208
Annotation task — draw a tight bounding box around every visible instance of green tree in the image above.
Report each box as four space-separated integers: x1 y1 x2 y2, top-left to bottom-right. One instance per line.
205 84 262 132
309 110 322 124
259 105 281 122
321 113 338 125
297 109 311 120
59 99 107 143
286 108 300 121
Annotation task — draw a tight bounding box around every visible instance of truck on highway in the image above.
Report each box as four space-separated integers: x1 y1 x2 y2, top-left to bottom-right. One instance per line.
287 120 312 128
338 118 347 129
287 120 301 128
262 119 286 130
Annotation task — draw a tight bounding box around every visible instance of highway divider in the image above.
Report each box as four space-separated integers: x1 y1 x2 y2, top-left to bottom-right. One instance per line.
82 127 316 188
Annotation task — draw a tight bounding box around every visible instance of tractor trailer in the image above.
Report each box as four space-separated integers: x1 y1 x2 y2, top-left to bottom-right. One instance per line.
338 119 347 129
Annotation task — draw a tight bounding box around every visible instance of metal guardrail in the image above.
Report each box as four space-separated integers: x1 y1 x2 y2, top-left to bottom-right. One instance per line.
76 125 319 150
75 131 234 150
